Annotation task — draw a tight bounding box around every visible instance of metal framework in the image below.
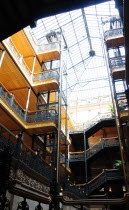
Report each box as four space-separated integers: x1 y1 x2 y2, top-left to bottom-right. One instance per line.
29 1 119 125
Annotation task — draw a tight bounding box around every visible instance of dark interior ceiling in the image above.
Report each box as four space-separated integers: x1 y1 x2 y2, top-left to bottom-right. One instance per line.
0 0 111 41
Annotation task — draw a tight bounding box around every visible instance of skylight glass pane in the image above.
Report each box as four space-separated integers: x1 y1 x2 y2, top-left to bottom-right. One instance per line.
30 0 119 125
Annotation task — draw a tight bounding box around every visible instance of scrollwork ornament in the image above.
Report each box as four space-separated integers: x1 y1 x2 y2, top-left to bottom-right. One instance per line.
17 198 29 210
35 203 43 210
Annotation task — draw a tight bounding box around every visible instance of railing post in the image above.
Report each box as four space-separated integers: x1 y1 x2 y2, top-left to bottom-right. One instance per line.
56 30 63 195
84 130 88 197
15 132 24 160
101 137 104 149
19 55 23 63
10 93 15 106
0 50 6 68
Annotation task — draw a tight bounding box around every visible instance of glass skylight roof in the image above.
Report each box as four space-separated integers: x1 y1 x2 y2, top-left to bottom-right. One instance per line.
30 0 119 125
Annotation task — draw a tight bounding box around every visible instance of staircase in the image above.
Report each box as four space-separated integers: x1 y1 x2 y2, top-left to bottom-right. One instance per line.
69 137 119 162
70 113 115 138
87 169 123 195
75 169 123 195
65 169 123 198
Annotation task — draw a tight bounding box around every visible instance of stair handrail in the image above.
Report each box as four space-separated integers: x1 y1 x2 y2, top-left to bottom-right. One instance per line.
70 112 114 132
69 137 118 156
74 169 121 188
69 140 101 155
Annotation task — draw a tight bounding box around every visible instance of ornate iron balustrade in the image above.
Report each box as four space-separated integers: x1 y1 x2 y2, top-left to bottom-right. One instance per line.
33 69 59 82
37 102 58 111
4 38 60 84
87 171 106 194
19 146 53 181
37 42 60 52
87 169 123 194
69 137 119 162
116 92 128 111
110 56 125 69
0 123 17 154
0 124 53 181
69 112 114 133
76 169 123 195
0 85 25 120
26 109 58 123
104 28 123 38
4 38 32 80
0 84 58 123
64 183 85 199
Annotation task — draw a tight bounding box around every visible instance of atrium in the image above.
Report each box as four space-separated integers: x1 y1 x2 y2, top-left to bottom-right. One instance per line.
0 0 128 209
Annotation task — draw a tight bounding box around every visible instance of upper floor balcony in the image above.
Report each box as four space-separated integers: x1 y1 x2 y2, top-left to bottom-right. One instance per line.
36 42 60 62
104 28 124 48
2 38 59 93
102 16 124 48
0 83 58 134
109 56 125 79
32 69 59 93
23 28 60 62
116 92 129 121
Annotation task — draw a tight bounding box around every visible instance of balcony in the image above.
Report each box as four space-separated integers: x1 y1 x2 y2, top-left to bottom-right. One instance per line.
0 123 51 202
0 83 58 134
32 69 59 93
109 56 125 79
24 28 60 62
37 42 60 62
116 92 129 121
104 28 124 48
2 38 59 93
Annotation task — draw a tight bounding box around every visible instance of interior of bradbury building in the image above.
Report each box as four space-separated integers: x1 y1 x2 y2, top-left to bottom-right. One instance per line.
0 0 128 209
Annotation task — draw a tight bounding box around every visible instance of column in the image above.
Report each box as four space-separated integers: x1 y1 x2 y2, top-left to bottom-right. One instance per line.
24 88 31 121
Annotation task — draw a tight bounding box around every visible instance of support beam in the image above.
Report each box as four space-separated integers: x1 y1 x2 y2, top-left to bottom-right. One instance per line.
56 32 63 194
81 8 93 52
84 131 88 196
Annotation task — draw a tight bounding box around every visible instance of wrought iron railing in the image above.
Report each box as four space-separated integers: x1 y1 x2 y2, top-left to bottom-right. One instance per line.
3 38 32 79
0 85 25 119
75 169 123 195
64 183 85 199
37 42 60 52
70 112 114 133
33 69 59 82
24 27 60 53
0 83 58 122
0 123 53 181
116 92 128 111
69 137 119 162
3 38 60 83
26 109 58 123
110 56 125 69
104 28 123 38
